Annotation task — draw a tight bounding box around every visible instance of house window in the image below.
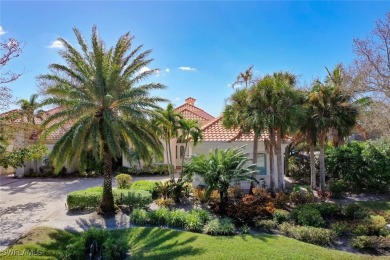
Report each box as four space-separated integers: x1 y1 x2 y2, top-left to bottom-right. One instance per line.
256 153 266 175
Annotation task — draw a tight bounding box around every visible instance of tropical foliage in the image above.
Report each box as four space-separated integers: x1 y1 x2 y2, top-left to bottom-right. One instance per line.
39 26 165 213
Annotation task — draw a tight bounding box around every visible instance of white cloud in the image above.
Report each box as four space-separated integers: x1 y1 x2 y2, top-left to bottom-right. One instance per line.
165 68 170 73
48 40 64 49
0 26 7 35
174 97 180 101
178 66 196 71
139 66 151 73
227 84 232 88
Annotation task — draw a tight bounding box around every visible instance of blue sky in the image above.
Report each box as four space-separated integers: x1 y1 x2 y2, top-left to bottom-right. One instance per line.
1 1 389 116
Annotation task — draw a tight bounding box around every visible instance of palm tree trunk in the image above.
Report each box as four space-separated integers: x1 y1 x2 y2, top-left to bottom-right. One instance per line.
268 128 276 193
276 128 283 190
250 132 259 194
181 141 188 176
165 139 172 179
310 142 316 190
319 131 327 192
99 145 115 214
168 139 174 181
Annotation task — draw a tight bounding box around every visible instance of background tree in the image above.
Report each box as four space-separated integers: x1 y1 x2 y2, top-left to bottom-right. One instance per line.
178 118 202 170
39 26 165 214
232 65 255 88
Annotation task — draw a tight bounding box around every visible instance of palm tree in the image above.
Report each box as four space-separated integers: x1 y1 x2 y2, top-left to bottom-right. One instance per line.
232 65 254 88
17 94 45 173
39 26 166 214
178 118 202 170
223 88 263 192
183 146 257 213
155 103 182 181
308 82 358 192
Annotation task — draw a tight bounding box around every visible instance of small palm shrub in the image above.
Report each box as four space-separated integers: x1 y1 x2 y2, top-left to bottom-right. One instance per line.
279 223 336 246
203 218 235 236
63 228 127 260
115 174 132 189
241 224 251 234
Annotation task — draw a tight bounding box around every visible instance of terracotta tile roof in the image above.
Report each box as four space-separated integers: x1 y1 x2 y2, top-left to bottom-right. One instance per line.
200 116 270 142
175 98 215 123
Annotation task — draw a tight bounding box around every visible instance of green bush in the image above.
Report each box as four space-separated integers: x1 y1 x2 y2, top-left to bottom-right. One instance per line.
352 236 390 250
67 187 152 210
203 218 235 236
289 190 315 205
120 164 173 175
62 228 127 260
330 221 349 236
279 222 336 246
131 208 150 225
166 209 188 228
273 209 290 224
184 213 203 232
305 202 343 220
150 207 170 225
190 209 211 224
130 180 159 198
328 179 347 199
326 140 390 194
290 207 324 227
355 215 388 236
255 219 278 233
352 224 370 236
343 203 369 220
115 174 132 189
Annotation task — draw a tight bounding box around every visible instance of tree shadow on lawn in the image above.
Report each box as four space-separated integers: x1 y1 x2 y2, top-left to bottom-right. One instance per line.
127 227 204 259
215 232 279 243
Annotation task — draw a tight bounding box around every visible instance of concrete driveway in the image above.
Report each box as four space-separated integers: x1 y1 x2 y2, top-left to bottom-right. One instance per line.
0 174 174 251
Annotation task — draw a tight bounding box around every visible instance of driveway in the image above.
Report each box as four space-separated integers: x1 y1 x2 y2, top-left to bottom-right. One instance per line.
0 174 174 251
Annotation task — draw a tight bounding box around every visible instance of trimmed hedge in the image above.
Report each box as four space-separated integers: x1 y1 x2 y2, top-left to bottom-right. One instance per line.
67 186 152 210
279 222 336 246
130 180 158 195
119 164 173 175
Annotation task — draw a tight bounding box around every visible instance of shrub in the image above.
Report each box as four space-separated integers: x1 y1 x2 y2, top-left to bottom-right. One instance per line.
115 173 132 189
352 236 390 250
352 224 370 236
228 185 242 199
343 203 369 220
130 180 159 198
193 187 207 203
184 213 203 232
166 209 188 228
120 164 173 175
279 222 336 246
67 186 152 210
155 198 175 209
328 179 347 199
241 224 251 234
330 221 349 236
290 207 324 227
131 208 150 225
273 209 290 224
63 228 127 260
289 190 315 205
355 215 388 236
203 218 235 236
274 192 289 209
255 219 278 233
150 207 170 226
190 209 211 224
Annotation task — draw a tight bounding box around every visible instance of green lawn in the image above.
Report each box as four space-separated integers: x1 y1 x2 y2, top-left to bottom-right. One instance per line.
0 227 385 260
358 200 390 221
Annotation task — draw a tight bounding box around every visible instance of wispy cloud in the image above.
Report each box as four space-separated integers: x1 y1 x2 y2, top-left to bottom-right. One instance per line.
227 83 232 88
165 68 170 73
0 26 7 35
174 97 180 101
48 40 64 49
178 66 196 71
139 66 151 73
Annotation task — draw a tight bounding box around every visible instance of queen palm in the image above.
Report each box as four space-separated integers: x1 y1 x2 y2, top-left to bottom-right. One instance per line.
155 103 183 180
178 118 202 170
39 26 166 214
309 82 358 191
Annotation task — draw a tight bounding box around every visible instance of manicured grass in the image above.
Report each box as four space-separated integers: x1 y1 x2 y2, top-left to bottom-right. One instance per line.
358 201 390 221
1 227 386 259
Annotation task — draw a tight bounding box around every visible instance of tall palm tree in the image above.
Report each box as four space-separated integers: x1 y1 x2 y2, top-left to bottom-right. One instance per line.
232 65 254 88
308 82 358 191
39 26 166 214
223 88 263 192
155 103 182 181
178 118 202 170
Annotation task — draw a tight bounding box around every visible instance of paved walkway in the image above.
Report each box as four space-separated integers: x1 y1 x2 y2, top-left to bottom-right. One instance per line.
0 174 176 251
